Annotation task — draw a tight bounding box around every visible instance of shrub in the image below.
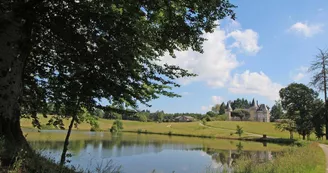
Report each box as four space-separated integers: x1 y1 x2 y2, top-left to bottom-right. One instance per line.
90 126 101 132
236 125 243 137
137 129 142 134
139 114 148 122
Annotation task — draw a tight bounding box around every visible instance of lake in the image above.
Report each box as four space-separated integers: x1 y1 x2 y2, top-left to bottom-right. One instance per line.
24 130 287 173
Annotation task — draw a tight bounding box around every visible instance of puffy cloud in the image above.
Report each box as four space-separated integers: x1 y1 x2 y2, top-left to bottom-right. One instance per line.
291 66 308 81
212 96 224 104
288 22 323 37
161 24 261 88
201 95 224 112
161 27 239 87
228 70 283 101
227 29 262 55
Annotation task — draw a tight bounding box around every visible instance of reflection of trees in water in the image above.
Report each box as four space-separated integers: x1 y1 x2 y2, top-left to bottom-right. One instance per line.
201 143 275 168
30 135 275 166
29 133 198 157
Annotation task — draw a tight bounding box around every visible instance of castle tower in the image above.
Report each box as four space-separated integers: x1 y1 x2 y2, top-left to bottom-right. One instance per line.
226 102 232 120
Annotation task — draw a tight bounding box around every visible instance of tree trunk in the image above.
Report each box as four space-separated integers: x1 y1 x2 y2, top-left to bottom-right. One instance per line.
0 12 31 164
60 115 76 166
319 50 328 140
302 131 306 140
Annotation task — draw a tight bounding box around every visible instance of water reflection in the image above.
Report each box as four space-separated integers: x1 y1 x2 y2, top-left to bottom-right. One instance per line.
28 133 278 173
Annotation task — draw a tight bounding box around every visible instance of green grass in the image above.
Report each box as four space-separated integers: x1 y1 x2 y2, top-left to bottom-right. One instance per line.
234 143 325 173
207 121 320 139
21 116 251 138
20 115 317 143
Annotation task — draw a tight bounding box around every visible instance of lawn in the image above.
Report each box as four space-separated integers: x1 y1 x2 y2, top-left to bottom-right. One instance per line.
207 121 291 138
21 115 272 139
21 115 313 140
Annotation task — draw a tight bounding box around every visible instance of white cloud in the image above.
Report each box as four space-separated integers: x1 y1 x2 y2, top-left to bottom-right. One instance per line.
228 70 283 101
292 73 305 81
161 27 239 87
291 66 308 81
201 105 213 112
288 22 323 37
201 95 224 112
227 29 262 55
212 96 224 104
161 22 261 88
318 8 324 12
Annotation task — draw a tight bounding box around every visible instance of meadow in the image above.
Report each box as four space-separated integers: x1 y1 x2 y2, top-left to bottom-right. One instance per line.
21 115 291 140
234 143 325 173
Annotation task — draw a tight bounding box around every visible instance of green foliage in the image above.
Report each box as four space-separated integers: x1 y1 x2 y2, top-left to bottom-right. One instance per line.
202 119 207 126
312 99 325 139
214 114 228 121
153 111 164 123
110 120 124 133
231 98 251 110
270 100 284 121
138 114 148 122
203 115 212 122
279 83 318 139
9 0 236 127
275 119 296 139
231 109 250 121
211 104 221 114
219 102 226 115
236 125 243 137
206 111 217 117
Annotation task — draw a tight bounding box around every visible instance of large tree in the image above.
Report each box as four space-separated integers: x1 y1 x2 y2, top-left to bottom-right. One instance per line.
0 0 236 162
211 104 221 114
270 100 284 122
308 49 328 139
279 83 318 140
219 102 226 115
231 109 250 121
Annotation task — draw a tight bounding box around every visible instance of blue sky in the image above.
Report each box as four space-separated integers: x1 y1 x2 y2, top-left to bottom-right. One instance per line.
139 0 328 113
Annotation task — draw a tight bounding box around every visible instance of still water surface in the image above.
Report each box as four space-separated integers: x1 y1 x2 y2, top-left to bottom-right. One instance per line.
25 130 286 173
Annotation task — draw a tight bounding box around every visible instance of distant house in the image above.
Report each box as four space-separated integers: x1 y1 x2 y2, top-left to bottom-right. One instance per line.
174 116 194 122
226 99 271 122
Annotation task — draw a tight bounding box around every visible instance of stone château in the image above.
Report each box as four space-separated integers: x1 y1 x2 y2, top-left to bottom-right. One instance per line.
226 99 270 122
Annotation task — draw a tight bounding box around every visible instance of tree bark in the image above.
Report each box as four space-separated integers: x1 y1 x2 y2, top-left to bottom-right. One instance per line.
323 54 328 140
302 131 306 140
0 11 31 162
0 9 34 167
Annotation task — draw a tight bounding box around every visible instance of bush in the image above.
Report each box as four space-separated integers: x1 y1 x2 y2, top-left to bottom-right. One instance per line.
137 129 142 134
110 119 123 133
139 114 148 122
90 126 101 132
215 114 228 121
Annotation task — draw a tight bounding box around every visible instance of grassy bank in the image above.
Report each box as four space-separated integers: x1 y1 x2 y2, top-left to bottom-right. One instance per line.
234 143 325 173
21 115 290 138
21 116 299 144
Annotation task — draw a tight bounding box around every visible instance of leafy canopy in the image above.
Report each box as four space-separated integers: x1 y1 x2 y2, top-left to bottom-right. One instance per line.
5 0 237 124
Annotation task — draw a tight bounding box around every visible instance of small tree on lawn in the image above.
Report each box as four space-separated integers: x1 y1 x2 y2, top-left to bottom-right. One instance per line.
275 119 296 140
236 125 244 137
110 120 124 133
